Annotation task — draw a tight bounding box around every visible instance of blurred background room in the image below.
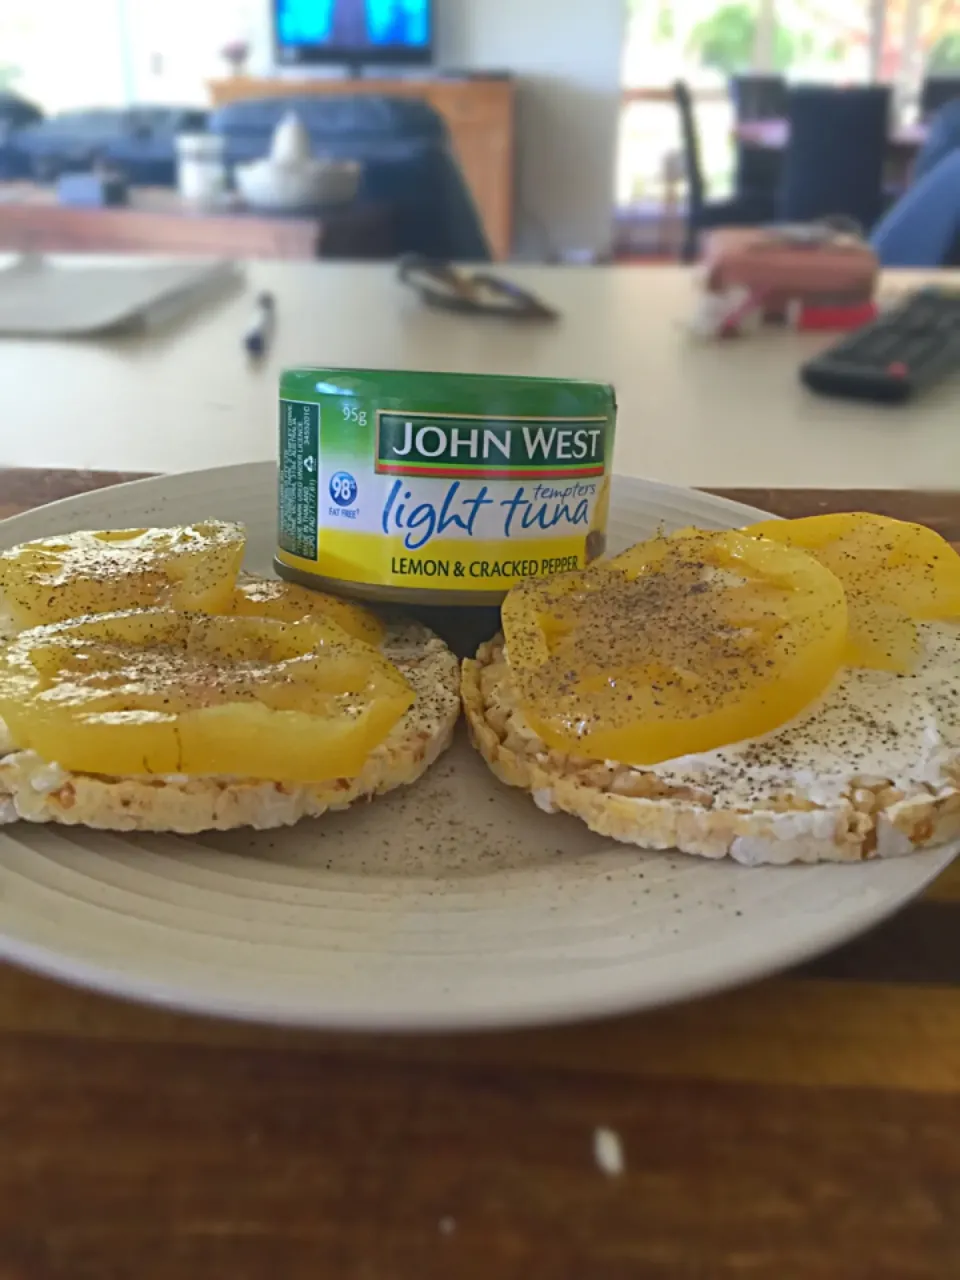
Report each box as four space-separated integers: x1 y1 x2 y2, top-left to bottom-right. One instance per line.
0 0 958 268
2 8 960 1278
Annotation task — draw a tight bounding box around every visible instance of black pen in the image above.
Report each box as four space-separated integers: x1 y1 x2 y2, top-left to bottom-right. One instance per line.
244 291 275 358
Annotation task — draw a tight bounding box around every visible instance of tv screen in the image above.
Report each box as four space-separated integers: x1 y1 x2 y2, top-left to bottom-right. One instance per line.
274 0 433 67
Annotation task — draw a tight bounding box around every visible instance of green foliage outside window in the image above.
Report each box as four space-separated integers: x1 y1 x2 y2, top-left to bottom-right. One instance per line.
928 33 960 74
685 3 823 74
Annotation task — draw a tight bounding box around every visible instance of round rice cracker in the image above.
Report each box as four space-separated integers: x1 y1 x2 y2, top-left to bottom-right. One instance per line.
462 637 960 865
0 620 460 834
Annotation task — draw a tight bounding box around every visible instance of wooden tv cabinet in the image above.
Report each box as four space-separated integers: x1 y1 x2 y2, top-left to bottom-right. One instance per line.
208 75 515 259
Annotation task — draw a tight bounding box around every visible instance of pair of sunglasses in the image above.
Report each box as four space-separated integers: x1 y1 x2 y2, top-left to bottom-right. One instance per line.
397 255 559 322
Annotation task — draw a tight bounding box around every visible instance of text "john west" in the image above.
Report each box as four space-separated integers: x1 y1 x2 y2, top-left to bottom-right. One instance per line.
375 412 607 479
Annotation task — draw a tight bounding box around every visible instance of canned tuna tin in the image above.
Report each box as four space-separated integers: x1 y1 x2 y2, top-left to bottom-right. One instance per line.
275 368 617 605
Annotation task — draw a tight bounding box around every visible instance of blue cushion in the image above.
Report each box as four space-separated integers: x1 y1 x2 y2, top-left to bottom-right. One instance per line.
210 95 445 145
11 106 209 180
0 146 29 179
871 148 960 267
102 136 178 186
0 94 34 180
124 106 208 137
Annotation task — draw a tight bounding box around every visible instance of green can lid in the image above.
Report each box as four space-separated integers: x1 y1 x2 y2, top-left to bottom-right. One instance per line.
279 367 617 418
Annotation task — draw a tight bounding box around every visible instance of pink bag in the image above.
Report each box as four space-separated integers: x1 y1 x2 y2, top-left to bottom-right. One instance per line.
702 225 878 318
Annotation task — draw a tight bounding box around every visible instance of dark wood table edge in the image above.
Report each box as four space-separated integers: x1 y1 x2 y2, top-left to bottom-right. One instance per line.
708 488 960 541
1 470 958 538
0 467 153 513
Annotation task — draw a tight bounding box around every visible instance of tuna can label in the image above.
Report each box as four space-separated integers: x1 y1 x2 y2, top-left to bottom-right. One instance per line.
278 401 320 561
276 370 616 600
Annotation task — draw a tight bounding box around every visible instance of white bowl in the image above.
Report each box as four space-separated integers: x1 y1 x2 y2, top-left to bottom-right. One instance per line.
234 158 361 213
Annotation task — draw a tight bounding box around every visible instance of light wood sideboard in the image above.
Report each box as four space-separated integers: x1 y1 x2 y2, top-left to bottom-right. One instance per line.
208 76 515 260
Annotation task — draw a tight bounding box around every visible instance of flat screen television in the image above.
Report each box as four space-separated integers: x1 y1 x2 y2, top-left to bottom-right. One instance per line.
273 0 433 70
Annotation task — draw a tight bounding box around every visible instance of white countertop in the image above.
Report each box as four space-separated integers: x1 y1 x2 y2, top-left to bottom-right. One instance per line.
0 261 954 486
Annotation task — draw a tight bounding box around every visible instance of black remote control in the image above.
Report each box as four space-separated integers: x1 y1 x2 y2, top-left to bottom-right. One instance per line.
800 287 960 403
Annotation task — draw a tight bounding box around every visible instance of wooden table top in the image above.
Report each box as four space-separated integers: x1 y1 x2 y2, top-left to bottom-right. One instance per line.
1 468 958 1279
3 261 960 490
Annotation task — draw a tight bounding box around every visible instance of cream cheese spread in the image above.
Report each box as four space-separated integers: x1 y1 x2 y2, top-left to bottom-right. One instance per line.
647 622 960 806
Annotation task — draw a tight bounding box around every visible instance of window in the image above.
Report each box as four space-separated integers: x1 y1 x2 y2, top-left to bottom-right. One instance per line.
0 0 259 112
766 0 875 81
623 0 761 89
923 2 960 75
622 0 876 89
618 0 755 208
616 0 951 219
120 0 260 105
0 0 128 111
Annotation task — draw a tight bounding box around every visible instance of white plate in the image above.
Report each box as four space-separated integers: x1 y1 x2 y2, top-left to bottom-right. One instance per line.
0 463 953 1029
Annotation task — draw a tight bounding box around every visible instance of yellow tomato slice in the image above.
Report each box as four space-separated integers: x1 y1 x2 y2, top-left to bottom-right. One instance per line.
0 522 245 630
744 513 960 672
230 578 383 646
501 528 847 765
0 610 413 782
